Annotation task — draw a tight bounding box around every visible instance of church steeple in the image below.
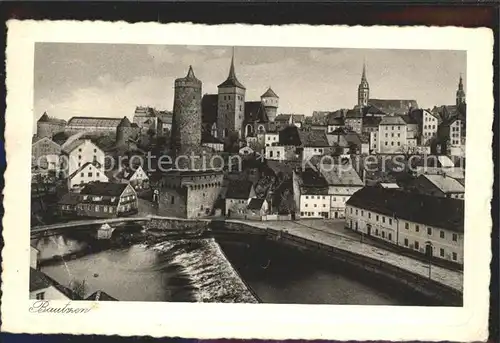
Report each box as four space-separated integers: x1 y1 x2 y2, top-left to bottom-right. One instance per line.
218 47 245 89
456 73 466 106
358 61 369 107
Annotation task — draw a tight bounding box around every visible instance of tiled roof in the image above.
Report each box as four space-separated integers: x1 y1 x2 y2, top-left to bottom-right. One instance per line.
58 192 80 205
134 106 157 117
400 115 418 125
344 132 363 146
379 116 407 125
261 87 278 98
226 180 254 199
247 198 266 210
218 57 245 89
62 139 85 155
67 117 122 128
85 290 118 301
362 116 382 127
68 161 103 180
346 187 464 232
245 101 268 123
279 126 301 146
298 168 329 187
80 182 129 197
30 268 80 299
298 130 330 147
202 94 218 125
368 99 418 115
275 114 305 123
320 166 363 187
420 174 465 194
346 109 363 118
362 104 386 116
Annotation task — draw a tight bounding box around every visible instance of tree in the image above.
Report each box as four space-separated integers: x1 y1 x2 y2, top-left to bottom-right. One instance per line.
69 279 87 299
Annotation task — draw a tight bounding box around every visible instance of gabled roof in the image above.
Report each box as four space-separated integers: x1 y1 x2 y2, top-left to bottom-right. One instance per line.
379 116 407 125
30 268 80 300
38 112 67 125
368 99 418 115
321 166 363 187
202 131 223 144
62 139 85 155
247 198 266 210
362 116 382 127
346 187 464 232
67 117 122 128
202 94 218 125
345 109 363 118
420 174 465 194
261 87 278 98
298 130 330 147
275 114 305 123
80 182 130 197
245 101 268 123
68 161 103 180
118 116 132 128
226 180 254 199
362 104 386 116
344 132 363 146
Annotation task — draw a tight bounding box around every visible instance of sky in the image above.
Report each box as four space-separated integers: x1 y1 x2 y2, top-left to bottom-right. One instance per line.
34 43 466 127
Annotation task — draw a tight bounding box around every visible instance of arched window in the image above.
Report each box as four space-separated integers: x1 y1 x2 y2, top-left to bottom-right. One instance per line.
223 128 228 138
211 122 217 138
245 124 253 137
258 125 265 134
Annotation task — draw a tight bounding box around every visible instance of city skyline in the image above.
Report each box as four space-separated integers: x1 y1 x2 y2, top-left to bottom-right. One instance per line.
34 43 466 129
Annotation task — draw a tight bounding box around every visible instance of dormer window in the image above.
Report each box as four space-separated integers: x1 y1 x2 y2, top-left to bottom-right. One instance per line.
111 197 117 202
83 195 88 200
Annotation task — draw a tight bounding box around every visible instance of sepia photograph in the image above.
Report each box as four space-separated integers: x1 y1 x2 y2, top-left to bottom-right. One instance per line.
2 21 493 341
30 43 466 306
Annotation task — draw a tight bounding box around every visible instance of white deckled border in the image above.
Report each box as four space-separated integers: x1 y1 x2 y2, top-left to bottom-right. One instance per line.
2 21 494 341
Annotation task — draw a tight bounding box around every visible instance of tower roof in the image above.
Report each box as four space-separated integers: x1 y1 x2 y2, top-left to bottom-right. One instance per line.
38 112 49 122
218 48 245 89
118 116 131 128
176 65 201 84
359 61 369 88
261 87 279 98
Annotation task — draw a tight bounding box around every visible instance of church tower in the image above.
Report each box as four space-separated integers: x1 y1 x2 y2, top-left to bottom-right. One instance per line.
217 48 246 139
261 87 279 122
456 74 466 106
358 62 369 107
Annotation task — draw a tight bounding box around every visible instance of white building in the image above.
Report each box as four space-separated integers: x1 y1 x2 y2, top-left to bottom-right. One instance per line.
422 110 440 144
299 192 330 218
345 187 464 265
67 162 109 189
265 145 285 161
409 174 465 200
448 118 462 146
377 116 408 154
30 268 75 300
264 132 279 147
224 181 256 218
61 139 105 178
30 245 40 269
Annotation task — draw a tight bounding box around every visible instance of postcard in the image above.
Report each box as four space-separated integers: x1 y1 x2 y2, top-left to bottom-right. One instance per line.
2 21 493 341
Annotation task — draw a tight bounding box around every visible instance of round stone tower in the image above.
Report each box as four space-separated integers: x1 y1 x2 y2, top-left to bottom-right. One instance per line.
171 65 202 156
261 87 279 122
116 116 136 146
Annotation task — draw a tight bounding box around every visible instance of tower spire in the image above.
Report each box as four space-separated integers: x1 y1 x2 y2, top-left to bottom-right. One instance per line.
228 47 236 80
362 60 367 81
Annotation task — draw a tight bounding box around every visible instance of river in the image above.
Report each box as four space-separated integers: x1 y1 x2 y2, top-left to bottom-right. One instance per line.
34 232 435 305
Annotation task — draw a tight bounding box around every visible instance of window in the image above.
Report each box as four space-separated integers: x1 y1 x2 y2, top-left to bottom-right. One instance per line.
440 248 445 257
171 196 175 204
388 233 392 241
356 209 358 215
78 155 82 160
375 229 379 236
405 223 409 230
415 241 420 250
368 213 371 219
361 210 364 216
94 149 97 153
305 204 308 207
314 204 317 208
452 233 458 242
36 292 45 300
306 196 309 199
97 173 100 177
385 142 388 146
389 218 392 225
416 225 420 232
80 173 84 177
452 252 457 261
382 232 385 238
427 227 432 235
88 172 92 177
350 208 353 214
440 231 445 239
78 148 82 152
391 133 394 137
404 238 408 246
382 217 385 223
397 142 401 146
376 215 379 221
